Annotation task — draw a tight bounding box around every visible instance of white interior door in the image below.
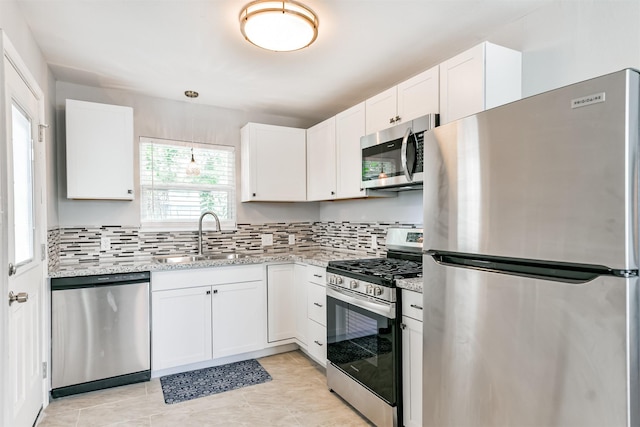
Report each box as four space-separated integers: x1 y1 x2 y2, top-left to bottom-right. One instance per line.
4 53 45 427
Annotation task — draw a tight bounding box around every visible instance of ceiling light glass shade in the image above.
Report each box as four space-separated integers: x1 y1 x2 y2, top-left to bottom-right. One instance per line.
240 0 319 52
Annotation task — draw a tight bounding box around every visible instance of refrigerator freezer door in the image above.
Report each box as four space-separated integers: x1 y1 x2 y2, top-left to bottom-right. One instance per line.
423 69 640 270
422 257 639 427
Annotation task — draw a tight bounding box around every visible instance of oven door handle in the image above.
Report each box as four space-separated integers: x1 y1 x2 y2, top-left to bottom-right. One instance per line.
327 286 396 319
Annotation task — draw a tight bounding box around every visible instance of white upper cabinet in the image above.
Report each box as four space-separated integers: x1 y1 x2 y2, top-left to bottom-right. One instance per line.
365 65 439 134
365 87 397 134
306 117 337 201
65 99 134 200
439 41 522 124
241 122 306 202
335 102 366 199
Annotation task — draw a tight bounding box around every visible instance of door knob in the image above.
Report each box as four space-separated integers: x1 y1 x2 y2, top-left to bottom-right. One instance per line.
8 263 16 276
8 291 28 306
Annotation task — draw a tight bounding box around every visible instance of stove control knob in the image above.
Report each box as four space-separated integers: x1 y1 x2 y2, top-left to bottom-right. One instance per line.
329 275 336 285
373 286 383 296
336 276 343 285
350 280 359 289
366 285 373 295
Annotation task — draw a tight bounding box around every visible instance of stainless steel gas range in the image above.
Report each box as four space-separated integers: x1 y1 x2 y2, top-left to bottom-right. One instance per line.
325 228 423 427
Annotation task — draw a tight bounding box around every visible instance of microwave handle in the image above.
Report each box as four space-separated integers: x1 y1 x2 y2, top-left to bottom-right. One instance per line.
401 127 414 182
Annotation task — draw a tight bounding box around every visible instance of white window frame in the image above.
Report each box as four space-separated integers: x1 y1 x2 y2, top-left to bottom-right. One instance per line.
139 137 237 231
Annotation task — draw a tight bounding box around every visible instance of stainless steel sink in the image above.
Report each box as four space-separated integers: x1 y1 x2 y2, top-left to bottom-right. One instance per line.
153 253 249 264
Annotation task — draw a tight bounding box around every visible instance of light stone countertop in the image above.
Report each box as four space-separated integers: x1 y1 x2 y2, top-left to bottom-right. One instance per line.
396 277 423 293
49 249 372 279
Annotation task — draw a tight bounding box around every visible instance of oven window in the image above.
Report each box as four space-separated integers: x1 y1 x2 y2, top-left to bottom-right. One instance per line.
327 295 398 405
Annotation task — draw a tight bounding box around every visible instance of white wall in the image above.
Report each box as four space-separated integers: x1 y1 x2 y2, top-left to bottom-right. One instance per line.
55 82 320 227
319 1 640 223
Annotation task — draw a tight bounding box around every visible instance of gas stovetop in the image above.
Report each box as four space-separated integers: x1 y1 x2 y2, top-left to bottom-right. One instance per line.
327 257 422 287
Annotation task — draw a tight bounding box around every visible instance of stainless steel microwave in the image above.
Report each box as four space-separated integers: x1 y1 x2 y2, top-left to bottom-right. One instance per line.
361 114 438 191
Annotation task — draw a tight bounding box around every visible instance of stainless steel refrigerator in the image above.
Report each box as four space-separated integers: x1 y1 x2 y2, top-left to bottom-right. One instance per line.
422 68 640 426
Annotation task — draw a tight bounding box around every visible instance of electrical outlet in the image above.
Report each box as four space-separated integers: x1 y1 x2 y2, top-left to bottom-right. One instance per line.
100 236 111 251
371 235 378 250
261 234 273 246
288 234 296 245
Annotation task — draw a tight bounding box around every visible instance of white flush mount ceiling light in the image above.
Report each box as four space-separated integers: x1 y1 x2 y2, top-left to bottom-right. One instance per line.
239 0 319 52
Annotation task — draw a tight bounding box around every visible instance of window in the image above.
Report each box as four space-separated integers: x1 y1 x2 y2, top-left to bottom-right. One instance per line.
140 137 236 229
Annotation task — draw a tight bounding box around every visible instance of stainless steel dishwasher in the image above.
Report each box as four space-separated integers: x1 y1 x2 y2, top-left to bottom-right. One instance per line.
51 272 151 398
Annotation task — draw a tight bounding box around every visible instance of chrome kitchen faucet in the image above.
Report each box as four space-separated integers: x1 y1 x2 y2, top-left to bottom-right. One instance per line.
198 211 221 255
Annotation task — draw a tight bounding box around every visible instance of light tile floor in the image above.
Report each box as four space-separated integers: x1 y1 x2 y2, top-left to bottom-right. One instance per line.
36 351 373 426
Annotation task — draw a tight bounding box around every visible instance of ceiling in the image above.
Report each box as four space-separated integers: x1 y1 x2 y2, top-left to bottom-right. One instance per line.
17 0 553 126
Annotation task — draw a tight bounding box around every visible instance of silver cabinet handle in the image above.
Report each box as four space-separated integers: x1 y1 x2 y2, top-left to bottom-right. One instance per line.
389 117 395 124
8 291 28 306
395 115 401 122
313 340 323 346
313 302 323 307
410 304 423 310
8 263 17 277
313 274 323 278
400 323 407 330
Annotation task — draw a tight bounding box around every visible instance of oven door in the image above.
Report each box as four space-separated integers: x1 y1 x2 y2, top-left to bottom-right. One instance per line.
326 286 399 405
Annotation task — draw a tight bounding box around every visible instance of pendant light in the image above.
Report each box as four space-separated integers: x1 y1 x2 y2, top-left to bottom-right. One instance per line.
185 90 200 177
239 0 319 52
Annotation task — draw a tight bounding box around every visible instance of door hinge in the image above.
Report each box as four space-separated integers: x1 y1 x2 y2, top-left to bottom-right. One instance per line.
42 362 47 379
41 244 46 261
38 124 49 143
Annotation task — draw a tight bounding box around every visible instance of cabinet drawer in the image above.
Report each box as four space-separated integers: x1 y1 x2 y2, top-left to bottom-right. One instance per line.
306 265 326 285
307 319 327 366
307 282 326 326
402 290 424 321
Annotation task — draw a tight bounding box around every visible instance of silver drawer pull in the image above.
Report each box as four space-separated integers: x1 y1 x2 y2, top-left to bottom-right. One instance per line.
313 274 323 278
410 304 423 310
314 340 323 346
313 302 323 307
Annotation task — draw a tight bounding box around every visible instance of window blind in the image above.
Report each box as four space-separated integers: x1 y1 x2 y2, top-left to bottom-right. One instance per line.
139 137 236 229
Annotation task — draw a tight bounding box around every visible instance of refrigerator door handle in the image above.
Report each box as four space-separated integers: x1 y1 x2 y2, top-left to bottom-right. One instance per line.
425 250 632 284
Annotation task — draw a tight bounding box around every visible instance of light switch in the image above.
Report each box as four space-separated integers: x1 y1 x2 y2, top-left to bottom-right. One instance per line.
288 234 296 245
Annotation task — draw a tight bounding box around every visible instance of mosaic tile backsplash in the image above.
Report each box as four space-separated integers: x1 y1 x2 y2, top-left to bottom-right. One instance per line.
49 221 419 270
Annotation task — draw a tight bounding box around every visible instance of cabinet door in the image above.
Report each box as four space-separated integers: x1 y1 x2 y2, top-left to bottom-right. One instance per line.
212 281 265 358
306 117 336 201
397 66 439 122
65 99 134 200
365 86 397 134
241 123 306 202
402 315 423 427
267 264 296 342
439 43 485 124
152 286 212 371
335 102 366 199
294 264 308 346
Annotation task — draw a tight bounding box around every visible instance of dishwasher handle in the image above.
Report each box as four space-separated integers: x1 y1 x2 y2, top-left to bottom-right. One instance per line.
51 272 151 290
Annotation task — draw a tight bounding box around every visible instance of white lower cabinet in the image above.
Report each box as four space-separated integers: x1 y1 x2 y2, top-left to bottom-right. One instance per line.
267 264 296 343
307 315 327 366
294 264 308 346
402 290 423 427
151 265 265 372
305 265 327 366
152 286 212 370
212 280 264 358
